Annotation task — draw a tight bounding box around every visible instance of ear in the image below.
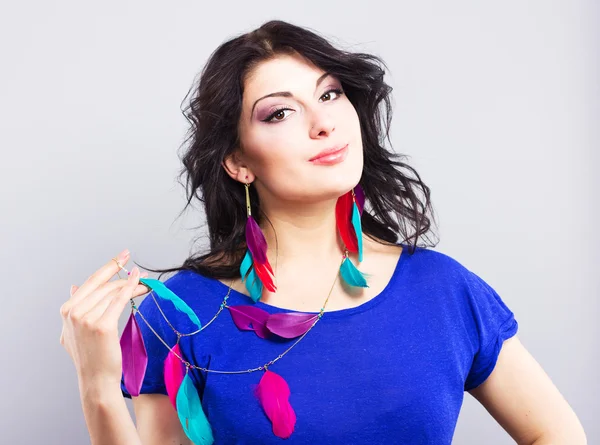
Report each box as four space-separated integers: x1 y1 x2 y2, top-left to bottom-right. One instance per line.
222 149 256 183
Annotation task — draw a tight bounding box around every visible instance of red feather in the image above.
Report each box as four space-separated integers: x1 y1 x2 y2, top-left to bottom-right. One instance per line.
254 370 296 439
254 261 277 292
335 190 358 252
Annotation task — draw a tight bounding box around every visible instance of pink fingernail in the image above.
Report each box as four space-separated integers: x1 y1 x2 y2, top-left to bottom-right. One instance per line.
118 249 130 262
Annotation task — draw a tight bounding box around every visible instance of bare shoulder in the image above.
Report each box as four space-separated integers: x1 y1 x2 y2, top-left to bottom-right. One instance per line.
132 394 192 445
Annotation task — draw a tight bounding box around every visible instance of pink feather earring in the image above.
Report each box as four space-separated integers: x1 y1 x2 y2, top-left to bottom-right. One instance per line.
239 179 277 302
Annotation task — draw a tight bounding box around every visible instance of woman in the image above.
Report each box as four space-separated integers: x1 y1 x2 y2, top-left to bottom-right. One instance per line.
59 20 586 444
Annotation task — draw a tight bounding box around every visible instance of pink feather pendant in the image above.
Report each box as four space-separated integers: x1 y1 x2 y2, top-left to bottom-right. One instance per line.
164 342 185 410
120 311 148 397
253 369 296 439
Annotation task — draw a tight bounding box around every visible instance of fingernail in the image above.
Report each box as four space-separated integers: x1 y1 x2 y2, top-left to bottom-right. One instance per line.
118 249 130 262
69 285 76 296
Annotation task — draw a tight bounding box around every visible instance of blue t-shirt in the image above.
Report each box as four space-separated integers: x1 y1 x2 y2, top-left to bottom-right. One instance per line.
121 244 518 444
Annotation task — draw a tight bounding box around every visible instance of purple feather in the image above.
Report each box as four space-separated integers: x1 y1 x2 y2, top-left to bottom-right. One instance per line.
120 312 148 397
354 184 365 213
266 312 319 339
245 216 268 264
227 305 271 339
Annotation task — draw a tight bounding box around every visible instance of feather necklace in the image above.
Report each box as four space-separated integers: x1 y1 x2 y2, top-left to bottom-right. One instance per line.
119 187 369 443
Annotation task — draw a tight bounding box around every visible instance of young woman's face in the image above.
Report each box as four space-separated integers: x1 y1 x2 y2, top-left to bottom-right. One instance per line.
234 53 364 204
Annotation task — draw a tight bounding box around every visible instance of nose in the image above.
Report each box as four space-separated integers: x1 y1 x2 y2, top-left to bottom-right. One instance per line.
309 110 335 139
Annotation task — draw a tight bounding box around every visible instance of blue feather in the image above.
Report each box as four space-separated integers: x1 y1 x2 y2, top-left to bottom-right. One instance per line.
240 249 263 302
139 278 202 329
339 257 369 288
351 201 363 262
246 268 263 303
176 372 214 445
240 249 253 281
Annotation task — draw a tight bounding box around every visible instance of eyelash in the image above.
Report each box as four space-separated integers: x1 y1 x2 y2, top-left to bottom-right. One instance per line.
261 88 345 123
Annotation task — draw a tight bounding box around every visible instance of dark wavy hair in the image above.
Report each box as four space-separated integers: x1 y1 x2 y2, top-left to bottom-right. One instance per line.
137 19 439 281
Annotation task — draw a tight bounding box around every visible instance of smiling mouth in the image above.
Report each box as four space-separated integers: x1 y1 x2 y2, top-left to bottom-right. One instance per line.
309 143 349 165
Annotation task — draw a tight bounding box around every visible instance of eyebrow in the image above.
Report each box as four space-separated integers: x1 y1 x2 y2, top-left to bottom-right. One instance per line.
250 72 333 120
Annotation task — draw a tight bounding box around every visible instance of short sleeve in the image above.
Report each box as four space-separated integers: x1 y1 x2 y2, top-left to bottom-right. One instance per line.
463 269 519 391
120 289 178 399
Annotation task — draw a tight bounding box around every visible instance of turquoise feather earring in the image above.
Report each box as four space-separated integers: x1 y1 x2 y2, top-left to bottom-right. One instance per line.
335 184 369 288
240 179 277 302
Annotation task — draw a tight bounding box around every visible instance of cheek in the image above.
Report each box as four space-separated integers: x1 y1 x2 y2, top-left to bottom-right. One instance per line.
245 133 301 181
341 102 362 137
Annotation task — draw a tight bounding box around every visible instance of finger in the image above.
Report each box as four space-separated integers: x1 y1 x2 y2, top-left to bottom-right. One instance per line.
60 287 79 319
80 269 150 322
79 271 149 316
69 249 130 305
98 267 142 324
82 282 150 325
69 278 132 319
61 271 148 320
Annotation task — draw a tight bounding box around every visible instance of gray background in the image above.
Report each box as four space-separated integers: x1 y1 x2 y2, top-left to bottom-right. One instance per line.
1 1 597 444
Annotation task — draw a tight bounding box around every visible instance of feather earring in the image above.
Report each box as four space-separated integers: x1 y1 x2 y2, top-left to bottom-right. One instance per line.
254 369 296 439
335 184 369 287
120 301 148 397
335 184 365 260
340 251 369 288
240 182 276 300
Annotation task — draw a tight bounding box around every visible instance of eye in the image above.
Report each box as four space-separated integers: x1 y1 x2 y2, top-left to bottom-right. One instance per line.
262 106 292 123
319 88 344 102
261 88 345 123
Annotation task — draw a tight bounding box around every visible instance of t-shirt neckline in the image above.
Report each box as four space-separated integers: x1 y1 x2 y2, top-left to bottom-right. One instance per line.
207 243 410 319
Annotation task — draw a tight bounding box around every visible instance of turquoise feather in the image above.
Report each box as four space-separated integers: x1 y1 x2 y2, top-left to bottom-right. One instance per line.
340 257 369 288
139 278 202 329
176 372 214 445
240 249 253 281
240 249 263 302
246 268 263 303
351 201 363 262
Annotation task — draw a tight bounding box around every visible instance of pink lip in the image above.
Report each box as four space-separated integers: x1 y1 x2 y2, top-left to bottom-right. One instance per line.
309 143 349 165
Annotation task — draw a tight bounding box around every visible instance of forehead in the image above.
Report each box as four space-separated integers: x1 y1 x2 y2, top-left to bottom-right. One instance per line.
243 53 326 99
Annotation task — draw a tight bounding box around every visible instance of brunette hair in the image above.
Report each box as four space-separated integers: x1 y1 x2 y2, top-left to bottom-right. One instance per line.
136 19 438 280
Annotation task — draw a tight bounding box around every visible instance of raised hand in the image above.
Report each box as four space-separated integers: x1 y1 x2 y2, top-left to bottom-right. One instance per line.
59 249 150 388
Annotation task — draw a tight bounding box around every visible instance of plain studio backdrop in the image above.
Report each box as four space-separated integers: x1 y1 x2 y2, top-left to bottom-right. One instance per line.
0 1 597 444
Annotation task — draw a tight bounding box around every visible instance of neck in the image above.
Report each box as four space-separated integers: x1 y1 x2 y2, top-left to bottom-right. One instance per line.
258 198 345 269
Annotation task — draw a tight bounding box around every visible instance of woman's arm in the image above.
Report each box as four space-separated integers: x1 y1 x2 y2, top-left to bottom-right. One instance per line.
132 394 192 445
79 378 141 445
80 378 191 445
467 335 587 444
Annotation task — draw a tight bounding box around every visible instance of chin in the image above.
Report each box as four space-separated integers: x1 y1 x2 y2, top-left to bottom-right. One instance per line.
319 166 363 198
